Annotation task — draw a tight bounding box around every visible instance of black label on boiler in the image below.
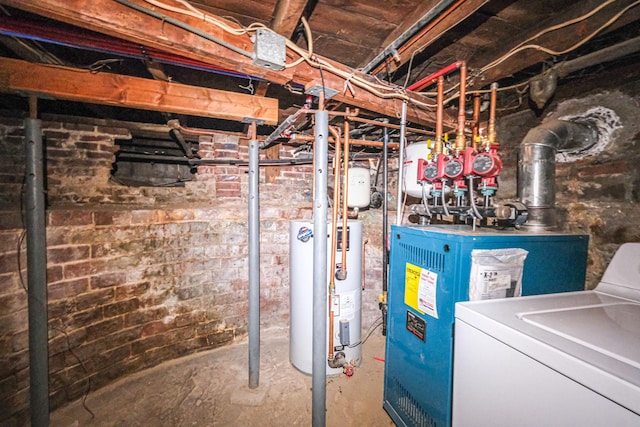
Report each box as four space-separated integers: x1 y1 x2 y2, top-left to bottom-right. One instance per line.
406 310 426 341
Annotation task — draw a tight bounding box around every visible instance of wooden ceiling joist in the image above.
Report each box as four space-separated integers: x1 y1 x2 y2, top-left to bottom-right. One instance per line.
0 57 279 124
0 0 441 127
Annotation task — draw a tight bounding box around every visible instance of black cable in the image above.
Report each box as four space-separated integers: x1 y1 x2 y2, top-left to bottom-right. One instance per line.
348 317 383 348
112 0 252 58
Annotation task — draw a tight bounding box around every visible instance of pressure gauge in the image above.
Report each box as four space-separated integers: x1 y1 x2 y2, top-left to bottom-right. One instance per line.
444 159 463 178
472 153 496 175
423 163 438 180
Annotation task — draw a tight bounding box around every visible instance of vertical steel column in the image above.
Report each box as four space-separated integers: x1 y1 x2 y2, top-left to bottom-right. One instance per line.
248 127 260 389
396 102 407 225
25 116 49 426
312 110 329 427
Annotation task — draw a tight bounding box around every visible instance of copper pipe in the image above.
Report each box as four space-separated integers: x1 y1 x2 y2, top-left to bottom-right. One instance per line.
348 116 435 137
288 134 400 149
488 82 498 148
327 126 341 361
434 76 444 155
472 93 481 151
340 114 350 278
407 60 463 92
455 62 467 153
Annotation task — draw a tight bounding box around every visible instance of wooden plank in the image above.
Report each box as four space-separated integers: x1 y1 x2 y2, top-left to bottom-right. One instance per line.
0 57 279 124
0 0 442 127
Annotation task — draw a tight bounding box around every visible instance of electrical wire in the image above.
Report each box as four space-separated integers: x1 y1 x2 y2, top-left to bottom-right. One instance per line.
127 0 439 110
480 0 640 74
113 0 252 58
348 317 384 348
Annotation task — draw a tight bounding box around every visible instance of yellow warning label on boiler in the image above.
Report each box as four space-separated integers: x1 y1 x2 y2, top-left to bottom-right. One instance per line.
404 262 439 319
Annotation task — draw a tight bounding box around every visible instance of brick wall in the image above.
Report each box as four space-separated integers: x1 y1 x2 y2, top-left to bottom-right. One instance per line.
495 86 640 287
0 115 387 425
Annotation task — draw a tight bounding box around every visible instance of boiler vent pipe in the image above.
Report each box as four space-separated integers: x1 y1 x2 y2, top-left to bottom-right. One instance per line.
518 119 598 230
312 110 329 427
25 114 49 426
248 123 260 389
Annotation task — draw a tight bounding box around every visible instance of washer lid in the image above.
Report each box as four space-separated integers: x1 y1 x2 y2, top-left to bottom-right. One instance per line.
456 292 640 416
519 302 640 370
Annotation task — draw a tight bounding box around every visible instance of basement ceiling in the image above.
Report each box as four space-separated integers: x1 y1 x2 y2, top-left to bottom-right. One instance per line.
0 0 639 136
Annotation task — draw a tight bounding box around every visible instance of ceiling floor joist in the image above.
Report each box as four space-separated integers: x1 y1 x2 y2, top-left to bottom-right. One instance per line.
0 57 279 124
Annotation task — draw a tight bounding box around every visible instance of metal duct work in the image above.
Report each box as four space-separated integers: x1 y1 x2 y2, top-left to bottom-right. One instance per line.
517 119 598 230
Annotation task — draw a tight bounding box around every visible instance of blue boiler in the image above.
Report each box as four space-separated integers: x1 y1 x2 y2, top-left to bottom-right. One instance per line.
383 225 589 427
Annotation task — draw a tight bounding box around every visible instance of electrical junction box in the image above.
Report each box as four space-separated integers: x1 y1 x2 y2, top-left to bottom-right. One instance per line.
252 28 286 71
383 224 589 427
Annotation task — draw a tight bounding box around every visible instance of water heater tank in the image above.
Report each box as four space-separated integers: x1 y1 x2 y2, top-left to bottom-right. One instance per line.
347 167 371 208
289 220 363 376
404 141 432 198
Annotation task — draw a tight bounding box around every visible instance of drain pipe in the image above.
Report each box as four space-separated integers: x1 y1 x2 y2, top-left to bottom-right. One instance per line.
312 110 329 427
25 97 49 427
518 119 599 230
247 121 260 389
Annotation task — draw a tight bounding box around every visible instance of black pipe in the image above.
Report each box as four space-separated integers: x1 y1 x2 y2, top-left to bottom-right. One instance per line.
381 126 389 336
24 117 49 426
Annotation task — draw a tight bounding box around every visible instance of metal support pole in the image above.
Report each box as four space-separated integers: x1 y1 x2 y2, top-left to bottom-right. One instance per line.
25 116 49 426
381 125 389 336
396 102 407 225
248 124 260 389
312 110 329 427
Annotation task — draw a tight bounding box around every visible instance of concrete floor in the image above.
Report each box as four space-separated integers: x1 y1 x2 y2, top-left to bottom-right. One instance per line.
50 328 393 426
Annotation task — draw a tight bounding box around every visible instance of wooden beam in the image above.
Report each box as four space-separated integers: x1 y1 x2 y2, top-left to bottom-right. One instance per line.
0 57 279 124
270 0 309 38
369 0 489 76
0 0 441 127
469 0 640 88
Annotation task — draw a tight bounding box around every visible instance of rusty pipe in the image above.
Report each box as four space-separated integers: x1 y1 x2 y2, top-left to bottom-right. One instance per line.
455 62 467 153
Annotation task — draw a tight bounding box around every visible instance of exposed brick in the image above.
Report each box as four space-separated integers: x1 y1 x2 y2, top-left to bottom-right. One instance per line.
75 288 115 311
48 278 89 301
90 272 127 289
48 211 94 226
63 259 106 280
47 245 91 264
102 298 140 319
578 161 629 178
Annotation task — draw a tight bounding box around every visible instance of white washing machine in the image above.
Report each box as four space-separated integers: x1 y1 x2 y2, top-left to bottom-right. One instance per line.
452 242 640 427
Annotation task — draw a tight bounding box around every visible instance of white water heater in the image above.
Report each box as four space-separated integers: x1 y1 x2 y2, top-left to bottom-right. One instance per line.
289 220 363 376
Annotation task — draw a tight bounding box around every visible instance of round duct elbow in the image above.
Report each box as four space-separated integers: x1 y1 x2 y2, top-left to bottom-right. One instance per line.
517 119 599 230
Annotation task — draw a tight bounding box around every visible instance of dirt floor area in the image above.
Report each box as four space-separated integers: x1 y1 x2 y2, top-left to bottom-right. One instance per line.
50 327 393 426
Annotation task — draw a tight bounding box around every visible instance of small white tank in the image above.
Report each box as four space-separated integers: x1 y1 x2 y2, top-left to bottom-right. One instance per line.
403 141 432 198
347 167 371 208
